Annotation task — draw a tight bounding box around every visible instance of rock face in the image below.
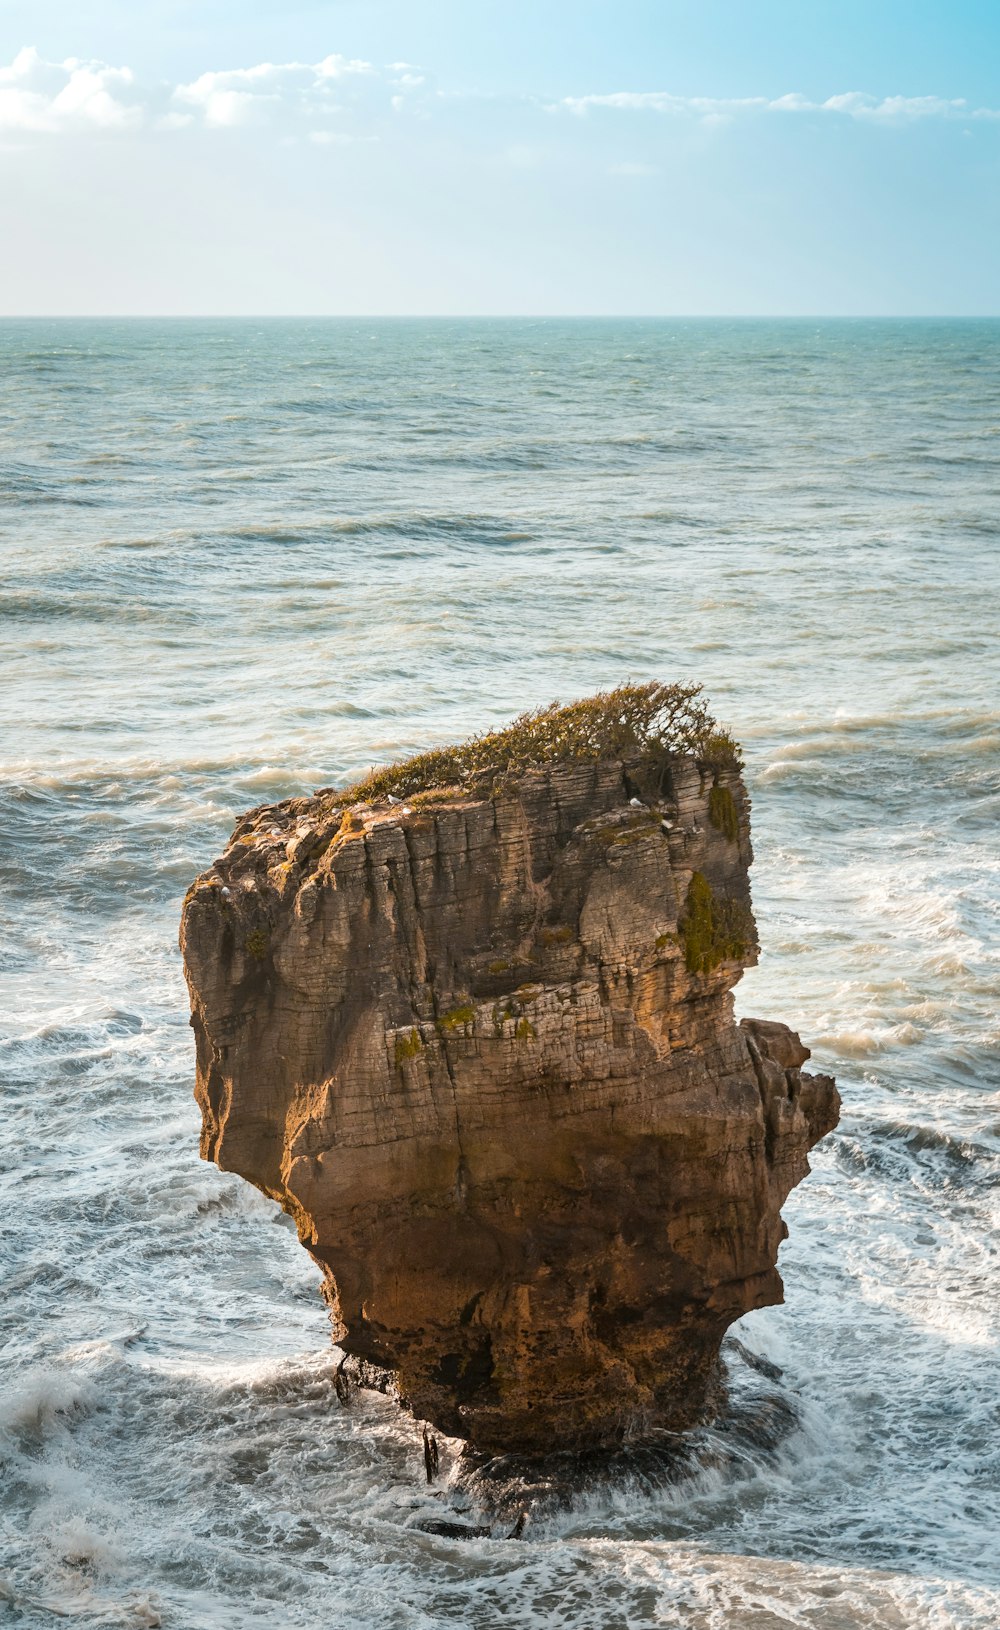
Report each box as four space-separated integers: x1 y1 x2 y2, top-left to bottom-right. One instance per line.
180 748 838 1455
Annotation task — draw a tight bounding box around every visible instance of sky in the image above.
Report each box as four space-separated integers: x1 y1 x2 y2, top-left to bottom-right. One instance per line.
0 0 998 315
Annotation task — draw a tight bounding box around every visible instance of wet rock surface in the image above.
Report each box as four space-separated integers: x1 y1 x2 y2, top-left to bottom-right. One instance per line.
180 749 838 1455
450 1336 805 1530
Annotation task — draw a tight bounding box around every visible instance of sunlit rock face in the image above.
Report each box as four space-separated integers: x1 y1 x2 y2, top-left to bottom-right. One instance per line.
180 748 838 1455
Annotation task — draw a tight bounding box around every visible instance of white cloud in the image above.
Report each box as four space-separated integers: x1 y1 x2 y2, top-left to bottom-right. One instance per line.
1 44 994 145
171 55 381 129
767 93 813 113
0 45 141 131
175 78 263 128
558 88 998 123
560 92 767 116
0 45 395 141
817 92 967 120
316 55 372 80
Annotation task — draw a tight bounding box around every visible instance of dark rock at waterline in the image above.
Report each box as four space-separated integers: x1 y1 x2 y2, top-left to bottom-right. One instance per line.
414 1519 494 1540
724 1336 784 1383
452 1345 803 1526
180 692 838 1456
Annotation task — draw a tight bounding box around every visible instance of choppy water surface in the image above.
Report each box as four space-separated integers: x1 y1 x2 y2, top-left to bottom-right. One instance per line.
1 318 998 1629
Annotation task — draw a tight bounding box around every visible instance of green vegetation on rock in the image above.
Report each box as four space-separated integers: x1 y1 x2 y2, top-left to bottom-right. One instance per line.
538 924 574 946
708 783 740 844
679 872 752 975
394 1028 424 1067
436 1004 476 1035
328 682 742 807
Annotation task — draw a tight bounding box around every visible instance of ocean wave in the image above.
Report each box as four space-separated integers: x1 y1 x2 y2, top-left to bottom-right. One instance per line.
0 1368 97 1436
0 591 161 623
869 1117 997 1166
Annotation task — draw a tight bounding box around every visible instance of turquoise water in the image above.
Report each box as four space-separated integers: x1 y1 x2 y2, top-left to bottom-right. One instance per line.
1 318 999 1628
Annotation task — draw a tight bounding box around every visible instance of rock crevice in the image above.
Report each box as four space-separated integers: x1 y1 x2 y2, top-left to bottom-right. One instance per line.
181 744 838 1455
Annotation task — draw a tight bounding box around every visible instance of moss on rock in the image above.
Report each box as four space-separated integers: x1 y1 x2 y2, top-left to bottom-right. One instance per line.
436 1004 476 1035
394 1028 424 1067
708 783 740 844
538 925 574 946
680 872 751 975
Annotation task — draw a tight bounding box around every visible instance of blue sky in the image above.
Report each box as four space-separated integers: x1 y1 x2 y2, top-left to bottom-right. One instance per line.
1 1 997 314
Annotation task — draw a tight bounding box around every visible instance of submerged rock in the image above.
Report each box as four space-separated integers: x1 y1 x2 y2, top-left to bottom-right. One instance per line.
180 693 838 1456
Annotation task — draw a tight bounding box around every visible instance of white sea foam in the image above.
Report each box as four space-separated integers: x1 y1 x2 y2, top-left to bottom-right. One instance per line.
0 1370 97 1434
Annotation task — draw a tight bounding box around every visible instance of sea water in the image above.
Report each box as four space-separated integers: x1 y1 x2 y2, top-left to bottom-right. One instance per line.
1 317 998 1628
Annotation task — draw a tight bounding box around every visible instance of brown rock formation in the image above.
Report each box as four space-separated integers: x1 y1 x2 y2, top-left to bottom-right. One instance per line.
180 723 838 1456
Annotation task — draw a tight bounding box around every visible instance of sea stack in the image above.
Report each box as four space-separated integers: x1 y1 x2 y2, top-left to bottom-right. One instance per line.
180 686 839 1455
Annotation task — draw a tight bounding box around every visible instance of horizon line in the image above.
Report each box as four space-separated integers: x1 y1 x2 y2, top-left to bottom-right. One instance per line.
1 311 999 321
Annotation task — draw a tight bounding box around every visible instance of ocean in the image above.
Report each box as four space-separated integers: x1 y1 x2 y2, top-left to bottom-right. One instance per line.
1 316 998 1628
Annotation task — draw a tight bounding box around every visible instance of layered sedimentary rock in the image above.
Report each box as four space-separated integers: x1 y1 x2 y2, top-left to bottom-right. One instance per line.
180 747 838 1455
